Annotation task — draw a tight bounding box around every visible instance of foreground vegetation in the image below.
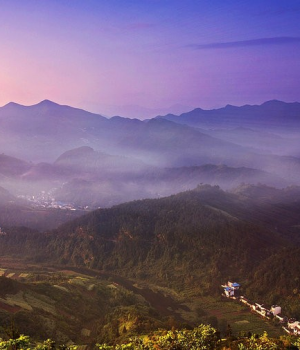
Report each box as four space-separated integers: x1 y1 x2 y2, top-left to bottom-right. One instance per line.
0 263 286 346
1 324 300 349
1 185 300 347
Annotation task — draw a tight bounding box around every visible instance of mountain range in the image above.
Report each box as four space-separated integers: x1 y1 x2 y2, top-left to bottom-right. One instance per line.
158 100 300 132
0 99 299 209
0 99 300 345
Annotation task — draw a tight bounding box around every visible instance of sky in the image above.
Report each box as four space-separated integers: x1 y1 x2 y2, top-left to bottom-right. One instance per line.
1 0 300 118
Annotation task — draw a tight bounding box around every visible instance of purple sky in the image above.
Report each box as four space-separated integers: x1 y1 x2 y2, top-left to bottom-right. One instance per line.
1 0 300 118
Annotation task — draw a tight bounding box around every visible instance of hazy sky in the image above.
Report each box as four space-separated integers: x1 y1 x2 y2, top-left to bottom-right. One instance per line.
1 0 300 118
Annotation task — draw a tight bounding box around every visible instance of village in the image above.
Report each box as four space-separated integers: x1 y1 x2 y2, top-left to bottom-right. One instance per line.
17 190 92 211
222 281 300 336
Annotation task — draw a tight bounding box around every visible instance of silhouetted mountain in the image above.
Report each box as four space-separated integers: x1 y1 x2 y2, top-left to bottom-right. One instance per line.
159 100 300 131
0 99 299 206
99 102 192 119
1 99 298 167
0 100 109 162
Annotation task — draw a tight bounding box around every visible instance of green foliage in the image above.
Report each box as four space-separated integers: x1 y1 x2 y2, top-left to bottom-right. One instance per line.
1 325 300 350
40 186 287 295
97 324 219 349
237 332 281 350
96 325 300 350
292 336 300 348
34 339 56 350
0 335 30 350
0 335 78 350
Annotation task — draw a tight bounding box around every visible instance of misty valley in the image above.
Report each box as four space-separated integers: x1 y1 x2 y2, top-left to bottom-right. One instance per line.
0 100 300 348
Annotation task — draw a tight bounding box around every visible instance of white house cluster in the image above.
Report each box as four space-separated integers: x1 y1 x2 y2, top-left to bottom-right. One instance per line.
222 281 300 336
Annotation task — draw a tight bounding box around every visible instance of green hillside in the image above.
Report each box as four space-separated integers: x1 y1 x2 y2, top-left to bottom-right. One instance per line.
1 185 299 300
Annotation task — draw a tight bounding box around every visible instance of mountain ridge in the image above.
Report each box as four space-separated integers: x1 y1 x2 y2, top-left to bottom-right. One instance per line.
2 98 298 121
158 99 300 131
0 99 299 210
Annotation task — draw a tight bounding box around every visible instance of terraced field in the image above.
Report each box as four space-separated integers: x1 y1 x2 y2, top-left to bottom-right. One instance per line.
0 258 283 346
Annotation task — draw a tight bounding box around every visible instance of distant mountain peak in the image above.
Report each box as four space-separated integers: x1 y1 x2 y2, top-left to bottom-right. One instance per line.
57 146 95 158
1 100 62 111
262 99 285 104
35 99 60 107
223 104 238 111
4 102 21 107
261 99 287 107
1 101 25 110
54 146 96 163
40 99 56 104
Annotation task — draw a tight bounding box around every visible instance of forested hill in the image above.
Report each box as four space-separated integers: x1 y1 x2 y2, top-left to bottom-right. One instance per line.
1 184 300 305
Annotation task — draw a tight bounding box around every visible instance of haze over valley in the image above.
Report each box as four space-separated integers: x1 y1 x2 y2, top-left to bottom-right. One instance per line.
1 0 300 348
0 99 299 213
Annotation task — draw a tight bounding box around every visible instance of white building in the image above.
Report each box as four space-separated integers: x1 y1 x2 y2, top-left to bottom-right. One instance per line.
222 281 240 298
271 305 282 316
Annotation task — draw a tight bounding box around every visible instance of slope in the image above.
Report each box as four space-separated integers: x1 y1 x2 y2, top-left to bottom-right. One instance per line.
0 185 294 291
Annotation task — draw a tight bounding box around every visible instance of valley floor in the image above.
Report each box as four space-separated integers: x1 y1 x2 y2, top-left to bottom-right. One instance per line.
0 257 284 346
